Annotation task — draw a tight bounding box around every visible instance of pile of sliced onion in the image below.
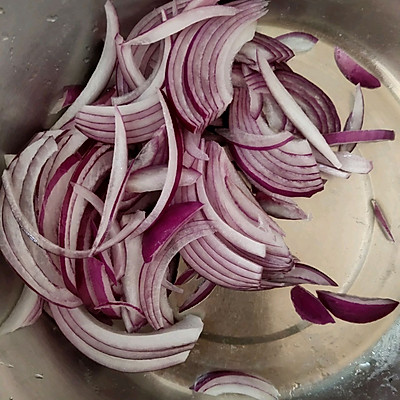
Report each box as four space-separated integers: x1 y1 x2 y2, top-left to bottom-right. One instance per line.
0 0 398 388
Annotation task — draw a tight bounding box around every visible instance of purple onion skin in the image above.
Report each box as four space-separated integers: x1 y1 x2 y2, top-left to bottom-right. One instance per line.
291 286 335 325
317 290 399 324
334 47 381 89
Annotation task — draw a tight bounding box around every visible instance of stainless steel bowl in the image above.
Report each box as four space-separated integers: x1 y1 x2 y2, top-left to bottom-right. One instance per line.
1 0 400 398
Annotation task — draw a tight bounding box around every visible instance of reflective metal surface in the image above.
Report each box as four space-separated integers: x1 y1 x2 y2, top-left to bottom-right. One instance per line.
1 0 400 399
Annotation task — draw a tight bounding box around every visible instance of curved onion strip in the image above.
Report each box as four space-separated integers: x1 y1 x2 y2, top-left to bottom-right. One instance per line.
276 31 318 54
95 90 183 253
334 47 381 89
50 304 203 372
140 220 216 330
120 214 147 332
324 129 394 146
115 35 145 90
291 285 335 325
72 184 131 281
59 146 113 292
256 50 341 168
91 107 128 250
317 290 399 324
12 137 64 286
126 165 200 193
126 5 238 46
371 199 395 242
0 191 82 307
216 128 294 150
192 371 280 400
255 189 309 220
345 84 364 131
0 286 43 335
53 1 119 129
142 201 204 262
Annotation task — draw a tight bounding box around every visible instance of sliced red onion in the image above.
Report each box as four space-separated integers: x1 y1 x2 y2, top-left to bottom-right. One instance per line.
324 129 394 146
50 304 203 372
334 47 381 89
49 85 84 115
192 370 280 399
53 1 119 129
0 286 43 335
0 190 82 307
91 107 128 251
276 31 318 54
179 278 216 312
75 93 163 144
275 69 341 135
272 263 337 286
142 201 204 262
291 285 335 325
126 165 200 193
140 220 216 330
335 152 372 174
116 34 145 90
76 257 121 319
318 163 351 179
317 290 399 323
216 128 294 150
371 199 395 242
126 5 238 45
182 130 209 164
120 213 147 332
340 84 365 152
255 190 309 220
59 145 113 292
256 50 341 169
190 147 267 258
95 90 184 253
344 84 364 131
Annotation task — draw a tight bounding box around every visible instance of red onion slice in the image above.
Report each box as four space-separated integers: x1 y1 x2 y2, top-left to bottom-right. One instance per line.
272 263 338 286
126 5 238 45
291 285 335 325
216 128 294 150
317 290 399 323
334 47 381 89
256 50 341 168
95 90 183 253
91 107 128 251
324 129 394 146
255 190 309 220
0 286 43 335
276 31 318 54
371 199 395 242
53 1 119 129
142 201 204 262
192 370 280 399
120 214 147 332
50 304 203 372
126 165 200 193
139 220 216 330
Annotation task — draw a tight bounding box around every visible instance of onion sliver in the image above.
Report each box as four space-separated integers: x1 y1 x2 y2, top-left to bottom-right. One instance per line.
53 1 119 129
317 290 399 324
